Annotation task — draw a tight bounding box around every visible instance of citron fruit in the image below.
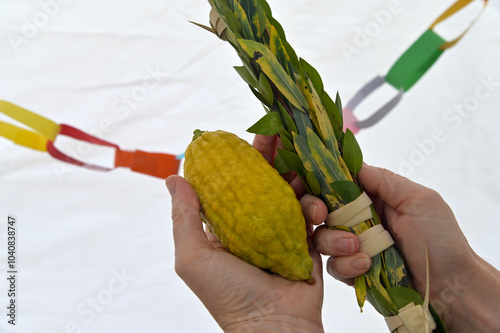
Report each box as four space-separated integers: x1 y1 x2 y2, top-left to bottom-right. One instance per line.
183 130 313 281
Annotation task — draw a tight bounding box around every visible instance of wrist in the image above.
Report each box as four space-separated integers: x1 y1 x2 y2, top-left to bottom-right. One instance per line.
443 259 500 333
223 314 324 333
460 264 500 332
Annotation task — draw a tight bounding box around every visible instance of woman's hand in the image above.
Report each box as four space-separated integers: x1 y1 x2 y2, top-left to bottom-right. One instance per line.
167 136 325 333
313 163 500 333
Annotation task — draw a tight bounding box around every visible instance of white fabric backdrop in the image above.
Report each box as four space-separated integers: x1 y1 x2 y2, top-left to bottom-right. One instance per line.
0 0 499 332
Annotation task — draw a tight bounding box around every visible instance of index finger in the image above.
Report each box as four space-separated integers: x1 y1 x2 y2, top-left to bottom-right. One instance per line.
252 134 278 165
358 164 432 211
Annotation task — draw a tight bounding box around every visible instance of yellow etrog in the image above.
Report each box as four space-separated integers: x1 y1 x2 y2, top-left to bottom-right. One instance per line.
183 130 313 281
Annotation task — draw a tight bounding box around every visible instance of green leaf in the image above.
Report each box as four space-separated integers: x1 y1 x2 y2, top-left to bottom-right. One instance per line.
380 261 392 288
258 0 272 18
276 148 305 176
291 105 312 136
321 91 343 141
306 77 339 157
386 287 424 309
367 287 398 317
249 86 271 107
240 0 265 40
293 133 332 199
342 128 363 176
213 0 228 15
335 91 343 114
306 171 321 196
384 246 411 288
297 177 312 196
300 58 324 94
365 253 382 286
258 74 274 105
330 180 362 203
277 103 297 134
232 0 255 41
269 25 289 75
230 30 252 66
267 15 286 41
234 66 258 88
229 28 248 53
294 129 348 210
366 255 399 316
430 304 448 333
273 151 291 174
256 3 267 37
238 39 309 111
306 127 347 183
224 0 234 11
354 275 367 312
223 7 242 36
279 131 294 151
259 18 271 46
283 40 300 72
247 111 284 135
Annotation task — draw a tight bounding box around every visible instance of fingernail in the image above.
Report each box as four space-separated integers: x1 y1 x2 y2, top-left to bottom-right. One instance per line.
352 257 371 271
165 178 177 196
308 204 317 222
326 261 334 277
334 238 355 254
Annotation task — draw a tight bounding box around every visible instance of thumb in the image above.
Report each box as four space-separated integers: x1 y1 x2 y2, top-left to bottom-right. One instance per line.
166 176 212 264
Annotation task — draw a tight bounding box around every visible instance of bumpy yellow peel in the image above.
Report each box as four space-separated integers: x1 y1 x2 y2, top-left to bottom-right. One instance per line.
184 130 313 281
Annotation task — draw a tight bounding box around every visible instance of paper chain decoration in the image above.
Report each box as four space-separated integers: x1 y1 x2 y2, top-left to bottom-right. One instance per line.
0 0 489 178
344 0 488 134
0 100 181 178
